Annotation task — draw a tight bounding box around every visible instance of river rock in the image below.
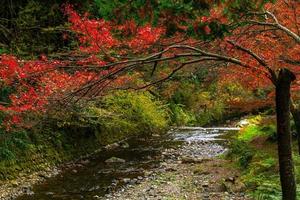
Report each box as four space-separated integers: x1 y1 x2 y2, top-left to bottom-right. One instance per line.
222 178 246 193
120 142 130 148
79 159 90 165
237 119 249 127
152 134 160 137
105 157 126 163
11 180 19 187
105 143 120 150
165 166 177 172
122 178 131 184
181 156 211 164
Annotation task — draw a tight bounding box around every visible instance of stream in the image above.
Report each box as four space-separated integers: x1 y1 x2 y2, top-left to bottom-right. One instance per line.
15 127 239 200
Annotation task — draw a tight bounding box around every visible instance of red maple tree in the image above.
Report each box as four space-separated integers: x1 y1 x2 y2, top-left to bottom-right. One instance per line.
0 1 299 198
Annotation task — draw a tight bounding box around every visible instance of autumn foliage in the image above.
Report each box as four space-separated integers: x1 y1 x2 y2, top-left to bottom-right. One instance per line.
0 0 299 130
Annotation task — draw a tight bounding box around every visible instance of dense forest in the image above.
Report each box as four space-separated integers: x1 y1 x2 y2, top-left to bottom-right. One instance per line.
0 0 300 200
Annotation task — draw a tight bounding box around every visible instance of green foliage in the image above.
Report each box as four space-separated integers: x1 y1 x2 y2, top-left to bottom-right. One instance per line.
226 117 300 199
96 91 169 135
251 181 281 200
0 148 15 161
0 0 91 55
0 129 31 162
238 124 276 142
94 0 126 20
238 125 263 142
256 157 276 170
0 48 8 54
195 99 225 125
293 154 300 183
227 126 281 199
94 0 203 19
227 140 255 168
94 0 210 31
222 0 276 20
163 80 225 126
51 90 169 144
238 150 281 199
3 0 63 54
0 90 170 179
169 103 196 126
0 86 13 104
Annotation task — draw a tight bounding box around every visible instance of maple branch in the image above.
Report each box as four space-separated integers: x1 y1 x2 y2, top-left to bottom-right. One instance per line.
63 44 272 101
280 57 300 66
131 57 220 90
226 40 277 84
249 11 300 44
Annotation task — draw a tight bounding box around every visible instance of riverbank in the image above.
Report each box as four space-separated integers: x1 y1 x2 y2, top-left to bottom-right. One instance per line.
0 90 170 199
224 115 300 199
0 142 98 200
7 126 247 200
106 128 250 200
0 137 131 200
109 158 249 200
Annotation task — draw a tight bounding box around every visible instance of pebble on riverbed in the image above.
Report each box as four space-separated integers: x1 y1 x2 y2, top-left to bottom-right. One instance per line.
105 157 126 164
107 128 250 200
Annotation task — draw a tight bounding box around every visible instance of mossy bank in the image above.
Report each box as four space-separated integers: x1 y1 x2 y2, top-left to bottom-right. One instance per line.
225 115 300 200
0 91 169 181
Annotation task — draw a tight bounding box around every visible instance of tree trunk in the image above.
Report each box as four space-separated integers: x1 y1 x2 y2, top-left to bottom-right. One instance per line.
276 68 296 200
290 101 300 155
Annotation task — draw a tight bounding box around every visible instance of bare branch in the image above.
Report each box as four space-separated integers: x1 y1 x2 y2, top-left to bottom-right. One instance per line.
248 11 300 44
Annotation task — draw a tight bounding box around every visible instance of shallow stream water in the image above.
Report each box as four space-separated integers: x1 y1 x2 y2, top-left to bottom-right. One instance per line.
16 127 238 200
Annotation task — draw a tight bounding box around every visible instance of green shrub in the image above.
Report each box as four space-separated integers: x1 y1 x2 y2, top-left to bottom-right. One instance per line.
0 147 15 161
195 99 225 125
0 130 32 162
227 140 255 168
251 181 281 200
293 154 300 184
76 91 170 143
101 91 169 131
238 124 276 142
169 103 196 126
256 157 276 171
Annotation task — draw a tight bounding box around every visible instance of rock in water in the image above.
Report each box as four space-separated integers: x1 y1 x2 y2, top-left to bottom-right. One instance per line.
120 142 130 148
104 143 120 150
105 157 126 163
